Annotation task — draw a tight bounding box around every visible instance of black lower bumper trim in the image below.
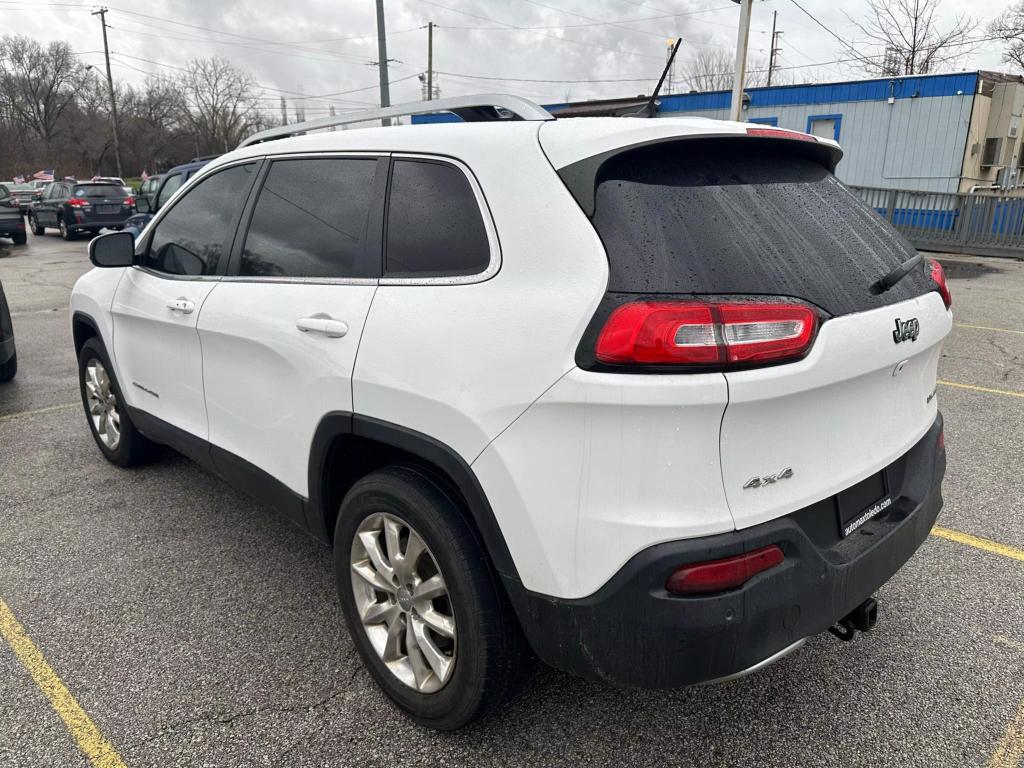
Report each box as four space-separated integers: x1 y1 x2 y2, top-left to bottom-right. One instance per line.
504 413 946 688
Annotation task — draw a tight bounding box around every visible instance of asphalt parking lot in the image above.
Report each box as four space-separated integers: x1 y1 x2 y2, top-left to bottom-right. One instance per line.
1 233 1022 768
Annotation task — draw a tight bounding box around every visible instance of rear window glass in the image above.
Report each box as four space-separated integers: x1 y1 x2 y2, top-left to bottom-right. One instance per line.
72 184 124 197
591 140 932 316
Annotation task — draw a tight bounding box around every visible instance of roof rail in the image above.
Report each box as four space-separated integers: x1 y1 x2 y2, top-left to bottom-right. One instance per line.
238 94 553 148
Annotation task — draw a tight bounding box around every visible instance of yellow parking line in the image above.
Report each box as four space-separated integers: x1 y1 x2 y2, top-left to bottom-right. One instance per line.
0 402 77 423
931 527 1024 563
938 380 1024 399
956 323 1024 336
0 599 127 768
991 699 1024 768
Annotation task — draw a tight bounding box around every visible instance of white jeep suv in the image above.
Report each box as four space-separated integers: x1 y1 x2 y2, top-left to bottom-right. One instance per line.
71 96 952 730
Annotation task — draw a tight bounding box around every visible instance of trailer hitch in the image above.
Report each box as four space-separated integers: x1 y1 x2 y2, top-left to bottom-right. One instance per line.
828 597 878 642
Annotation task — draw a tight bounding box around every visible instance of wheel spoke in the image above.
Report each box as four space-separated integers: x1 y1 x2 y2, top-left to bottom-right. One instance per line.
402 532 425 577
383 518 404 579
418 607 455 639
411 615 454 683
413 573 446 601
89 399 104 415
362 600 399 626
351 561 397 594
405 615 432 689
382 612 405 662
358 529 396 586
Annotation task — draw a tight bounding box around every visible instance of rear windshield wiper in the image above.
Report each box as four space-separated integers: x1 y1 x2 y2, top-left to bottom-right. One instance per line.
871 253 923 295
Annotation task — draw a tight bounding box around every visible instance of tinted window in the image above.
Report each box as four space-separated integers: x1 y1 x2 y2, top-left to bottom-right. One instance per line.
144 163 257 277
157 173 183 208
591 139 932 317
385 160 489 277
240 158 378 278
72 184 125 198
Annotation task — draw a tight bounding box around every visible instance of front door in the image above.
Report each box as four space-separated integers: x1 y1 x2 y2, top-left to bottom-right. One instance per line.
198 155 385 500
111 162 260 440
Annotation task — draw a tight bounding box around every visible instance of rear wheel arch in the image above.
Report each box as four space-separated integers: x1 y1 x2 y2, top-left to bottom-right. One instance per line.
310 413 521 584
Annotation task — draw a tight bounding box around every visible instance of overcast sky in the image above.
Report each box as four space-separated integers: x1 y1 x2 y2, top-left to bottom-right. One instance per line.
6 0 1013 122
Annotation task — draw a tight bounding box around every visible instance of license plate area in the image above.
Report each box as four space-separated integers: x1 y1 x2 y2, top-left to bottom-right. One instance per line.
98 204 117 213
837 471 891 538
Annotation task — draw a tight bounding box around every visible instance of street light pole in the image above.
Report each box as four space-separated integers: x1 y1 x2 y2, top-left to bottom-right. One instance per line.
92 6 123 178
730 0 754 122
374 0 392 126
426 21 434 101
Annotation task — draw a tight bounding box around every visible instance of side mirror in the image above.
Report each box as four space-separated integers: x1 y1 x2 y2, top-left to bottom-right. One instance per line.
134 197 152 214
89 231 135 268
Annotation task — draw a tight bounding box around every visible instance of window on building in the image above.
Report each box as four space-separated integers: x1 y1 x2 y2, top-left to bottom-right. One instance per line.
240 158 379 279
144 163 258 277
385 159 490 277
981 137 1002 168
747 116 779 127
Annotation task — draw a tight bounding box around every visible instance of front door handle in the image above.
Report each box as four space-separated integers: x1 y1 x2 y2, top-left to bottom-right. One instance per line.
296 316 349 338
166 297 195 314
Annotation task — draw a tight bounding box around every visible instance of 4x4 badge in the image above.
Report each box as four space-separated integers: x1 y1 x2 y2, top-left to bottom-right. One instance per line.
892 317 920 344
743 467 793 489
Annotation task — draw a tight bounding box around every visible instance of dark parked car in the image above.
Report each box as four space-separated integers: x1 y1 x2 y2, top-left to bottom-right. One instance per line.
123 157 215 239
28 181 134 240
0 185 27 245
6 184 40 213
0 279 15 382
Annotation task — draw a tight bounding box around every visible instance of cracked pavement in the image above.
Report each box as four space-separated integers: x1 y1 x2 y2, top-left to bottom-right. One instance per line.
1 237 1023 767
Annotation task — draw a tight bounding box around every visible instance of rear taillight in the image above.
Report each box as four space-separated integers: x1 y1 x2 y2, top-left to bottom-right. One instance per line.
930 259 952 309
666 545 785 595
746 127 818 143
68 197 90 208
123 196 135 207
595 300 818 368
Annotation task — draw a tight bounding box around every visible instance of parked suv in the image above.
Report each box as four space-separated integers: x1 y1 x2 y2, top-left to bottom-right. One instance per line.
70 97 952 730
0 184 27 245
29 181 133 240
123 157 216 239
0 278 15 381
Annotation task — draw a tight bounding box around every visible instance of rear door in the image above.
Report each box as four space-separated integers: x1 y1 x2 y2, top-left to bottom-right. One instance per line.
584 137 951 530
37 183 64 226
197 154 385 505
112 162 260 440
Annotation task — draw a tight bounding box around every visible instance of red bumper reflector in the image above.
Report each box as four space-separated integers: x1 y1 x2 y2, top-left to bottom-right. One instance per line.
930 259 952 309
666 544 785 595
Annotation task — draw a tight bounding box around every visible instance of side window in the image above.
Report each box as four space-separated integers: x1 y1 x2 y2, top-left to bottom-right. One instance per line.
385 159 490 277
144 163 257 277
156 173 183 209
239 157 378 278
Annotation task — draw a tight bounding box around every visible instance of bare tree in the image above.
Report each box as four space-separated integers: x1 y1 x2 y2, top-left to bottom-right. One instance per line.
847 0 978 75
990 2 1024 73
179 57 261 154
120 75 189 171
0 35 93 149
682 49 781 92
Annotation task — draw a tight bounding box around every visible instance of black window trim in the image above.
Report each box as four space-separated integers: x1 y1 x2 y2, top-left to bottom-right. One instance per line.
222 151 389 285
133 157 264 282
381 152 500 286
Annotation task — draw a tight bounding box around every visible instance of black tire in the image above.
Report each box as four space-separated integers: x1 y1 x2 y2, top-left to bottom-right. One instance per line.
12 232 26 245
59 217 75 241
334 466 528 730
77 338 157 467
0 351 15 382
28 214 44 236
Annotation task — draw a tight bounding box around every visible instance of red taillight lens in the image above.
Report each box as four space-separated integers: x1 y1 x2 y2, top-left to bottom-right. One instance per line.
666 544 785 595
123 196 135 206
930 259 951 309
68 197 90 208
937 430 945 451
595 301 818 368
746 127 818 142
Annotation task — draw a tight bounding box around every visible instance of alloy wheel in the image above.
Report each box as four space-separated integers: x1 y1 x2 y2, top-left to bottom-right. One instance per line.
84 358 120 450
350 512 457 693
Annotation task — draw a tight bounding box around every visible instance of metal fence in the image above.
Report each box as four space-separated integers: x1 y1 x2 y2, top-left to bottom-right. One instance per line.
849 185 1024 258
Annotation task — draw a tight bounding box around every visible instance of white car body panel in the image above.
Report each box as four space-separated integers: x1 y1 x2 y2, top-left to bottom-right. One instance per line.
70 267 124 368
198 282 378 496
720 291 951 530
111 268 216 438
473 368 731 598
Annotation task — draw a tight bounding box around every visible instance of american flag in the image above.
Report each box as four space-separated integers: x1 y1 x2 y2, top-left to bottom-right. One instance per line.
32 169 54 182
12 175 24 184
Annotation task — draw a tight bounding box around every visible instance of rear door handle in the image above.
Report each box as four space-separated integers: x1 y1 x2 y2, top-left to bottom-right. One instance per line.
166 297 195 314
296 316 349 338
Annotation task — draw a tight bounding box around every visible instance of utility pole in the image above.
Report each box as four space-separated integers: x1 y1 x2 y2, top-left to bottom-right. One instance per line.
374 0 391 126
426 21 434 101
92 7 123 178
328 105 336 131
729 0 753 122
767 11 783 87
280 96 288 125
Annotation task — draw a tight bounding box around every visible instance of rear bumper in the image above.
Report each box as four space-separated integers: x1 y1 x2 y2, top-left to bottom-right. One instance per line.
504 413 945 688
